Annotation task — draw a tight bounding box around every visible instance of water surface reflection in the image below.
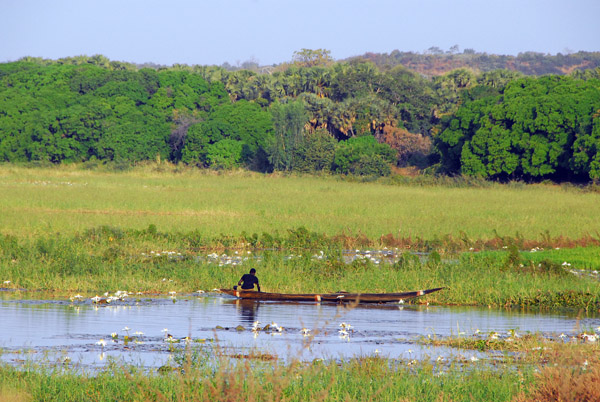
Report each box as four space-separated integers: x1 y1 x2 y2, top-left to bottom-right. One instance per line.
1 292 598 370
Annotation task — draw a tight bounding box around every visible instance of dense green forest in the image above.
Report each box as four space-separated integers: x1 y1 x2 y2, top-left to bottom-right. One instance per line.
1 51 599 180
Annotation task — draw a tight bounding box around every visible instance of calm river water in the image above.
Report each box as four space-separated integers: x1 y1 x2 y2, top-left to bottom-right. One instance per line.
1 291 598 370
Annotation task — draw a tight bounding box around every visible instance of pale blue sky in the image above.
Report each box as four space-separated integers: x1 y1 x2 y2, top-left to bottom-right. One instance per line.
1 0 599 66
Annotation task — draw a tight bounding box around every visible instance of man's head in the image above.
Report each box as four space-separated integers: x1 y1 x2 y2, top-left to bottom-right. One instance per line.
249 268 256 275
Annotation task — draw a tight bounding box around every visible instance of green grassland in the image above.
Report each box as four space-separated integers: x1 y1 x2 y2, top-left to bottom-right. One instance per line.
1 164 600 241
1 165 600 309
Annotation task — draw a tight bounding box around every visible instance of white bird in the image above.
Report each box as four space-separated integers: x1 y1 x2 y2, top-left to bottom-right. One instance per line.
582 334 598 342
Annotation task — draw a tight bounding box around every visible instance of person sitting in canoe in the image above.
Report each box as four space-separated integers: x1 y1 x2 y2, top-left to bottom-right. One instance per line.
236 268 261 292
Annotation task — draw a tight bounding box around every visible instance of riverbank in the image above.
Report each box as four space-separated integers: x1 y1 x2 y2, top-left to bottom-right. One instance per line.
1 228 599 309
1 334 598 402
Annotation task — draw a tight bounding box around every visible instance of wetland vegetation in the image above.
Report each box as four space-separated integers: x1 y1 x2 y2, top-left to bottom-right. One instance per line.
1 166 600 401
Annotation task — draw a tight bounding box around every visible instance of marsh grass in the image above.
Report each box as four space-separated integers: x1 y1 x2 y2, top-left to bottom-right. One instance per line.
2 165 600 243
0 353 533 402
513 342 600 402
2 229 600 309
2 335 598 402
419 331 600 359
3 166 600 401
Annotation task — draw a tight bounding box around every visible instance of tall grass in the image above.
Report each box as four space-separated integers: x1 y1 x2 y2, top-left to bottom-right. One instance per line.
1 230 599 309
0 355 533 402
2 165 600 241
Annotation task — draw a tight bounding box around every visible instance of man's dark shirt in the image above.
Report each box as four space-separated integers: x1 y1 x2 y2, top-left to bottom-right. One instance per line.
240 274 259 290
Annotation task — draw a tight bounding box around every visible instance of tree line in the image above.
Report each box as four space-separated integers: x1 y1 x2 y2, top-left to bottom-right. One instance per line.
352 49 600 77
0 52 599 180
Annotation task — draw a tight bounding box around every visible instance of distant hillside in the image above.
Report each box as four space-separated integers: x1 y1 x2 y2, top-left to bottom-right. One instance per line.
347 50 600 76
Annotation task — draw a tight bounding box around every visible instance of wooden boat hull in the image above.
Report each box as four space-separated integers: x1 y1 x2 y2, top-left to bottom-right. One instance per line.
219 287 444 303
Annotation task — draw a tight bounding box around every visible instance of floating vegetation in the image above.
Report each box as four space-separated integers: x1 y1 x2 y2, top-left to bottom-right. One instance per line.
418 327 600 356
227 352 277 361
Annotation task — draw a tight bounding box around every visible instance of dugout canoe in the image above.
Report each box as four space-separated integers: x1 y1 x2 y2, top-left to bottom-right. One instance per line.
219 287 444 304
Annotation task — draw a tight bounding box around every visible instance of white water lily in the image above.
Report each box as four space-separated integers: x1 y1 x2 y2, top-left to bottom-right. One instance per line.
470 356 479 362
96 339 106 348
